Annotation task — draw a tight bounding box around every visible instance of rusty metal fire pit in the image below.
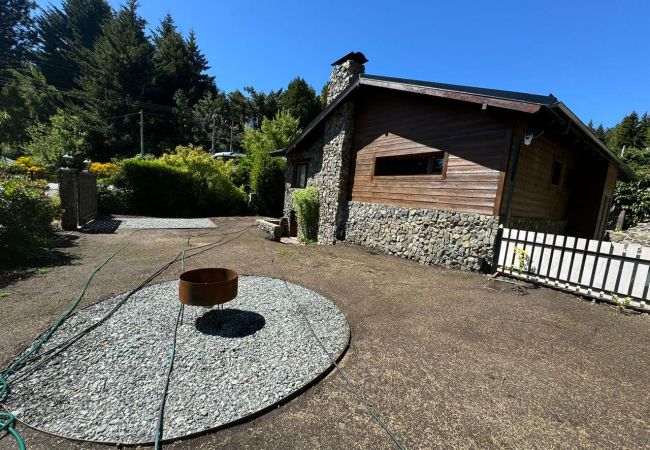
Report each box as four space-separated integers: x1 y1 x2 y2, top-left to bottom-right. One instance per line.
179 268 239 306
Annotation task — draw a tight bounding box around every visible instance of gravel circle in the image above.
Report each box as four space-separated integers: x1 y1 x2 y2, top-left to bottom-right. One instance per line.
5 276 349 444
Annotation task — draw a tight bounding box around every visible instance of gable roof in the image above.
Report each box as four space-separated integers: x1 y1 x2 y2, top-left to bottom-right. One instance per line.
284 73 633 179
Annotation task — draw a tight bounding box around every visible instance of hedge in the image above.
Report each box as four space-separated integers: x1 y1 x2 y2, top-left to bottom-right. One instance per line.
113 158 247 217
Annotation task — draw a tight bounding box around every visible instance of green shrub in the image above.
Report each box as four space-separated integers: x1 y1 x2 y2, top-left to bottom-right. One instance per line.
251 155 286 216
293 187 319 242
0 174 61 264
97 183 129 216
112 147 248 217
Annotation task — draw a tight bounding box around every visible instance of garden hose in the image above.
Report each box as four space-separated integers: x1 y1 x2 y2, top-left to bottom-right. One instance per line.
1 224 254 449
0 230 140 450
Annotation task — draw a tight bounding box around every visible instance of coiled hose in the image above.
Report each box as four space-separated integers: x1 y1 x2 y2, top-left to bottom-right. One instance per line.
0 231 140 449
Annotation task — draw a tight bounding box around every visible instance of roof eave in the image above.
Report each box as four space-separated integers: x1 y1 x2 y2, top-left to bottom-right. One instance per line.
359 76 544 114
551 102 635 180
286 78 361 154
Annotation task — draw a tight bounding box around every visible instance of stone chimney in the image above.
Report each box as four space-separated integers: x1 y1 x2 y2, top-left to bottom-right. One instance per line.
326 52 367 104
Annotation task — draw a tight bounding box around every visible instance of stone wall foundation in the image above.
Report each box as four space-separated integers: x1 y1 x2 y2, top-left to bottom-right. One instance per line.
345 201 500 271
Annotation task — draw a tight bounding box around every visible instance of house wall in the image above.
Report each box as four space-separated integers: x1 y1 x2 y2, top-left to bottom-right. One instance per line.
509 129 577 229
507 125 618 239
342 91 510 270
348 90 511 215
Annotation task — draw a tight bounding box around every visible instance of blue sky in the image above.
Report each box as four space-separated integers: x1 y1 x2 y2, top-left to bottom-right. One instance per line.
36 0 650 127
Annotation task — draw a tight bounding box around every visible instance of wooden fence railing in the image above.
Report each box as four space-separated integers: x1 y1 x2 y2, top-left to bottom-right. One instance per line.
495 228 650 311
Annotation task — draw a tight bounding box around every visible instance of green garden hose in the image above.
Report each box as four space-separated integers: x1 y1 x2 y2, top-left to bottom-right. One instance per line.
0 230 140 449
1 224 253 450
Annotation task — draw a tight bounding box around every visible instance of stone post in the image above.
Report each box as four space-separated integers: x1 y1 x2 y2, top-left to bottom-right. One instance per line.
317 102 355 244
317 52 367 244
59 168 79 231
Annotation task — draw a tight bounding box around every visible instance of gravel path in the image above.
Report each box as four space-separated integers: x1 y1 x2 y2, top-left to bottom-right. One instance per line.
116 217 217 229
5 276 349 444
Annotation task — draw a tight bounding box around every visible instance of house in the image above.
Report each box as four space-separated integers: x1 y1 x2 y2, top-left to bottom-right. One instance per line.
280 52 633 271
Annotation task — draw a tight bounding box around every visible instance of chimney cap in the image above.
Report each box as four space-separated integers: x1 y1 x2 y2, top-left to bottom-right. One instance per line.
331 51 368 66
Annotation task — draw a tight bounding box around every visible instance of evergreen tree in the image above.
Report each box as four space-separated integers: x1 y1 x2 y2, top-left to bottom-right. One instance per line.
279 77 321 127
594 124 609 144
185 30 214 102
608 111 643 152
0 66 60 156
640 113 650 148
36 0 111 90
244 86 281 129
75 0 153 159
0 0 36 69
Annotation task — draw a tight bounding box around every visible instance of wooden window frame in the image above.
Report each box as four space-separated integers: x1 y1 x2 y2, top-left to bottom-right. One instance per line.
372 151 448 179
292 161 309 188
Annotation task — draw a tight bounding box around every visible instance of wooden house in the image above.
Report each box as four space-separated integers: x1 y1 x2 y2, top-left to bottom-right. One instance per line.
280 52 633 271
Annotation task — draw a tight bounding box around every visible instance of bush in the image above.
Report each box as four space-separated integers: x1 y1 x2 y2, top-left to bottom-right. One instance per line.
97 183 129 216
112 146 248 217
293 187 319 242
90 162 119 182
251 155 286 216
0 174 61 264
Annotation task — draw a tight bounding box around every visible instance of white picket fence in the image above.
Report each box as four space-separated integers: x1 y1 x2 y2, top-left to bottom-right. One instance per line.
496 228 650 311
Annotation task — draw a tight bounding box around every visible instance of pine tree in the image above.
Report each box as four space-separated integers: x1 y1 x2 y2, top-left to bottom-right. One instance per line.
185 31 214 103
244 86 281 129
594 124 609 144
279 77 321 127
608 111 642 152
36 0 111 90
640 113 650 149
75 0 153 159
0 0 36 69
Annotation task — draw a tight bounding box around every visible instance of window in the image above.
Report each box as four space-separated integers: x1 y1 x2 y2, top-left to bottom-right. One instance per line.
374 152 445 176
550 160 562 186
293 163 308 188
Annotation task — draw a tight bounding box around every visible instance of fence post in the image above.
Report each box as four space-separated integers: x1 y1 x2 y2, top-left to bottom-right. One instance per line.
491 224 504 273
58 167 79 231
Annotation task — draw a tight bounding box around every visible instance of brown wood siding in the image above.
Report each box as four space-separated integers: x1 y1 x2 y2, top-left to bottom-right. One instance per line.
349 91 511 215
509 128 577 221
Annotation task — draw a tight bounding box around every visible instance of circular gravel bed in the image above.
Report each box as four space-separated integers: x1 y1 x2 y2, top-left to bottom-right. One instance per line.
5 276 349 444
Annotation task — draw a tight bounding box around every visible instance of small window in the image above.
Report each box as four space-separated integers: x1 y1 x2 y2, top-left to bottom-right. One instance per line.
374 152 445 176
293 163 308 188
550 160 562 186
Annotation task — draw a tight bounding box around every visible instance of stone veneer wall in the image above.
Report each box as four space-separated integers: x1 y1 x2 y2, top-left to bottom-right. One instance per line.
317 102 355 244
344 201 500 271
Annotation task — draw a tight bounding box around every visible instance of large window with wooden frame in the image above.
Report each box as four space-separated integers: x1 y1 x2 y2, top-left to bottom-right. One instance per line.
374 152 445 177
293 162 309 188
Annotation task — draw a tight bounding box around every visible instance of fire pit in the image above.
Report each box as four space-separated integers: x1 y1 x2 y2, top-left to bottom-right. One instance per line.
178 268 238 307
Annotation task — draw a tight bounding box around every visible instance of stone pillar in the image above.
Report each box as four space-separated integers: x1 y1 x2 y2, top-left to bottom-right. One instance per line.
59 168 79 231
317 52 367 244
317 102 355 244
77 170 98 224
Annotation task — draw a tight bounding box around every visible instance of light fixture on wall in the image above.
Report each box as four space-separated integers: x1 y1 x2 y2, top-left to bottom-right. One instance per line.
524 129 535 146
83 158 92 171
